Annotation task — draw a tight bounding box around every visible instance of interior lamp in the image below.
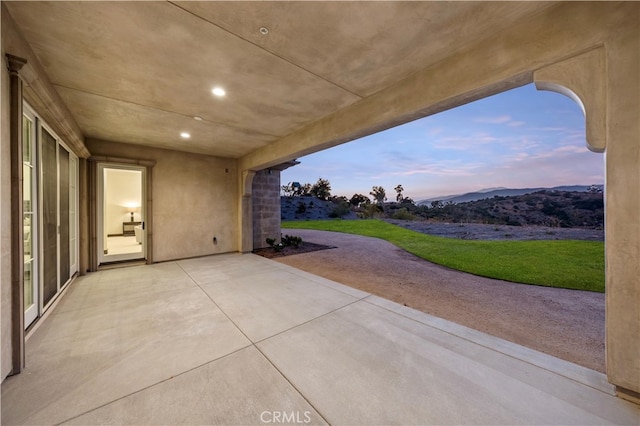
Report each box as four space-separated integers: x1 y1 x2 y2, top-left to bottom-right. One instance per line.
126 206 138 222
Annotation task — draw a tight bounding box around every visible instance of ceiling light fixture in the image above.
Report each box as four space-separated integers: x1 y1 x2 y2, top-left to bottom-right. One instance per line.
180 132 190 139
259 27 269 35
193 116 203 121
212 87 226 97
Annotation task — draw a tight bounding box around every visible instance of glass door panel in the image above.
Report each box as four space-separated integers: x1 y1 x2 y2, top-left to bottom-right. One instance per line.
23 113 37 327
69 156 78 275
59 146 70 285
42 128 58 307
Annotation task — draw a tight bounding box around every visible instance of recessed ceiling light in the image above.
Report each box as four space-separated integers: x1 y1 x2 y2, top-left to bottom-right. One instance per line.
212 87 226 97
259 27 269 35
193 116 203 121
180 132 190 139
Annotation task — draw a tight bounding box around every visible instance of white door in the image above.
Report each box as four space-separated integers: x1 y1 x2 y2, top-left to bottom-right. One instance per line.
97 164 146 265
23 109 38 328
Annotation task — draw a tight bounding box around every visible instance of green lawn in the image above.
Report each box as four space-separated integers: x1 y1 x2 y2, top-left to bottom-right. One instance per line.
282 219 604 292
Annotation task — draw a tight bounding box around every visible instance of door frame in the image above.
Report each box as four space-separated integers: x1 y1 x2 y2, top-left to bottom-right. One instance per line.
88 157 155 271
22 105 38 329
96 162 147 265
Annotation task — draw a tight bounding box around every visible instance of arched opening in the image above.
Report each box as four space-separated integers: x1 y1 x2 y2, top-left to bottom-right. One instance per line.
279 83 606 372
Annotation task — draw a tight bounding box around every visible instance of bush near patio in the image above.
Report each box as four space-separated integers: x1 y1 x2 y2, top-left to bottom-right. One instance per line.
282 219 604 293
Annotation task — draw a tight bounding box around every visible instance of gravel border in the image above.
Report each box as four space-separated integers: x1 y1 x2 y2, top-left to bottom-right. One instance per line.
384 219 604 241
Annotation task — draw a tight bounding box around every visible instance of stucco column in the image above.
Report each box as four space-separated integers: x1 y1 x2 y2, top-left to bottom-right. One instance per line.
535 39 640 400
602 26 640 402
6 53 27 374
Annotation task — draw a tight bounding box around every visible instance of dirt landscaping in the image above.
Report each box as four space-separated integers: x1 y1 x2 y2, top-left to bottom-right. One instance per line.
269 227 605 373
384 219 604 241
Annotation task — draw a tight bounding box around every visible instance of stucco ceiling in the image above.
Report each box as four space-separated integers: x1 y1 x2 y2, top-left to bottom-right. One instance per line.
6 1 555 158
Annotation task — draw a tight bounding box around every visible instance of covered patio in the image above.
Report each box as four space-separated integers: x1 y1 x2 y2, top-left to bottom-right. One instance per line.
2 255 637 425
2 1 639 413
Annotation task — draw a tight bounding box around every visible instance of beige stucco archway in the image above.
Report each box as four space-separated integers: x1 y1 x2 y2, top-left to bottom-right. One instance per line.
237 5 639 401
533 49 638 402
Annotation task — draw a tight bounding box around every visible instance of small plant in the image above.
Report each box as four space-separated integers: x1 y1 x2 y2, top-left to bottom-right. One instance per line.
266 237 284 252
281 234 303 248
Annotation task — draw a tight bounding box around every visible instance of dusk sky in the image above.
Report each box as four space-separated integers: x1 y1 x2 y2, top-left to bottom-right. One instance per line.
281 83 604 202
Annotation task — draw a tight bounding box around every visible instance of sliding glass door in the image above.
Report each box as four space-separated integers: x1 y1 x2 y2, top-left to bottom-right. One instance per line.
40 123 78 311
23 103 79 326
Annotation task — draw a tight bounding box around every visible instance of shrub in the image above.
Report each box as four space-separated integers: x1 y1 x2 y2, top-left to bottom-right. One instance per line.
329 200 351 218
281 234 302 248
392 207 415 220
361 203 382 219
266 237 284 252
573 198 604 211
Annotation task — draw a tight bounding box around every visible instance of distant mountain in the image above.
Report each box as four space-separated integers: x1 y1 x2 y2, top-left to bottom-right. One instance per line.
418 185 603 205
476 187 509 193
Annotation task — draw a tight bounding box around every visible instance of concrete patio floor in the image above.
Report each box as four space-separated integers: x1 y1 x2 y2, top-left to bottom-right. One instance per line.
2 253 638 425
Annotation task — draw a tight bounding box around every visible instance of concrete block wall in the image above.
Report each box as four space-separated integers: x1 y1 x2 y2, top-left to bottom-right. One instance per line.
252 169 281 249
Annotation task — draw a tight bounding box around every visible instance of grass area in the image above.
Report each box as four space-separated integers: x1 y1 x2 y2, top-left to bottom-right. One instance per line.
282 219 604 292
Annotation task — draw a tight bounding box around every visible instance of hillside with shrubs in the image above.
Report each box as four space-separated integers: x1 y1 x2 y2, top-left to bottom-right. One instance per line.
388 190 604 228
281 179 604 229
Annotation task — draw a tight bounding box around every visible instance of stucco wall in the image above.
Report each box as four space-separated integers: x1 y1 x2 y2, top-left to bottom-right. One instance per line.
252 169 281 249
1 22 13 380
87 139 239 262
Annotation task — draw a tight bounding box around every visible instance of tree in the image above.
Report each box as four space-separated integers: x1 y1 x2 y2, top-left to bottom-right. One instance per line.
349 193 370 207
310 178 331 200
330 195 349 204
394 184 404 202
293 182 312 197
370 186 387 204
400 196 415 206
281 182 294 197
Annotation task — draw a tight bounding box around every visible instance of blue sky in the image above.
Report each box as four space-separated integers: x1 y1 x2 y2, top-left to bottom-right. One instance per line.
281 83 604 202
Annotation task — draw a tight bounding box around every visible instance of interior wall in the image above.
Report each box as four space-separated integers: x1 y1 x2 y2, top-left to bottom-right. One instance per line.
87 139 238 261
104 169 142 236
1 20 13 380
